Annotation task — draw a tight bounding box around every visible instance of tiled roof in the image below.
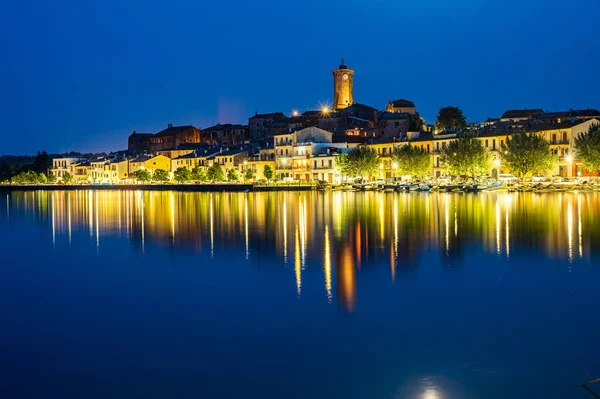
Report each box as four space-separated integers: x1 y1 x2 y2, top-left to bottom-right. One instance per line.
388 99 415 108
501 109 543 119
249 112 287 119
154 125 198 138
203 123 248 131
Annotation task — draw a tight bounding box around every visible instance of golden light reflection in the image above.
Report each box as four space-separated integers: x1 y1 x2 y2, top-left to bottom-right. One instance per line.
495 197 501 255
170 192 176 245
567 200 573 263
295 226 301 296
392 195 398 283
6 190 600 294
210 194 214 258
324 225 332 302
283 198 288 264
51 194 55 246
299 196 307 268
95 191 99 253
578 195 583 259
379 197 384 242
444 195 449 254
355 221 362 268
245 194 249 260
337 244 356 312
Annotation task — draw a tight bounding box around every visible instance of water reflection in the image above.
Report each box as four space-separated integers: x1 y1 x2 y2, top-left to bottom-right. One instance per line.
2 190 600 312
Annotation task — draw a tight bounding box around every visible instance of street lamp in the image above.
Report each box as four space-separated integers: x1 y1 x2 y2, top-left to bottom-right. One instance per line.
292 110 299 117
321 106 330 114
566 155 573 163
493 158 500 179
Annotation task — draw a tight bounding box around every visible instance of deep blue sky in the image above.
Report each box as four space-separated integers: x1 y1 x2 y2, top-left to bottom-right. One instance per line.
1 0 599 155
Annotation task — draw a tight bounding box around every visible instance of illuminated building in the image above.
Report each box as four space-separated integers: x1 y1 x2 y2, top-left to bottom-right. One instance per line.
332 59 354 111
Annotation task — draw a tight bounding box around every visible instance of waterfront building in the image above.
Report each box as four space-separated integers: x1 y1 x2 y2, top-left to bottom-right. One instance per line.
50 156 83 181
89 159 109 183
156 143 214 159
69 161 91 184
248 112 289 140
127 131 153 153
148 124 202 153
170 151 214 174
128 154 171 177
245 159 276 181
201 124 248 146
274 126 349 182
88 157 130 184
208 147 249 171
105 158 130 183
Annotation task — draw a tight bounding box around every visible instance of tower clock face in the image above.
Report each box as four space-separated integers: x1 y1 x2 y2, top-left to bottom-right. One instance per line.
343 73 348 81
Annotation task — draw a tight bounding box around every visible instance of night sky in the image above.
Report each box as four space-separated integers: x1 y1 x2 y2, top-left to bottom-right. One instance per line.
2 0 599 155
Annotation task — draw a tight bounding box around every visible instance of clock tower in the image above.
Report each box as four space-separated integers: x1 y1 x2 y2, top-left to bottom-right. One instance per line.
332 59 354 111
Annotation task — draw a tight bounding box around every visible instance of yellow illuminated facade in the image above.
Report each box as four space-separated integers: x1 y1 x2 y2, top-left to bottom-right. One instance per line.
332 59 354 111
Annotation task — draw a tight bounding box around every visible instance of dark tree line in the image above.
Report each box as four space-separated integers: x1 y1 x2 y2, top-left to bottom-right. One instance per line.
0 151 53 183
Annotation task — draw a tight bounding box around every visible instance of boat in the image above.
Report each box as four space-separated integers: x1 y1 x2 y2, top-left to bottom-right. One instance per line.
482 182 503 191
419 185 431 192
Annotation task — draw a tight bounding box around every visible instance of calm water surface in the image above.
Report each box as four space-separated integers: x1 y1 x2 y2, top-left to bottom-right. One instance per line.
1 190 599 399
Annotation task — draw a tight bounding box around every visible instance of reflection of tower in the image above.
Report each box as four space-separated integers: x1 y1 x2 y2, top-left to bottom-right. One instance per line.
336 243 356 312
332 58 354 111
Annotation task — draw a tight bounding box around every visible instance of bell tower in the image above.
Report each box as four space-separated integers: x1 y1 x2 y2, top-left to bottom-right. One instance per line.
332 58 354 111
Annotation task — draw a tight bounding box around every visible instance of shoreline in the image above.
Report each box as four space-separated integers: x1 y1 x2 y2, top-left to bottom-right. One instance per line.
0 183 598 194
0 184 313 192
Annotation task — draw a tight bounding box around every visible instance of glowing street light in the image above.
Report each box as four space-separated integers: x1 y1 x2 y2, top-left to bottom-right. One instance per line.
493 159 501 167
566 155 573 163
379 163 384 170
392 162 398 169
292 110 299 117
321 106 330 114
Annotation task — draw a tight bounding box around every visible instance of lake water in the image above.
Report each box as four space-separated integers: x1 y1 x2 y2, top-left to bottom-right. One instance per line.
1 190 599 399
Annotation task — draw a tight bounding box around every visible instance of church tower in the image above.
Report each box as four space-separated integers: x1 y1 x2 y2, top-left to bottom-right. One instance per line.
332 59 354 111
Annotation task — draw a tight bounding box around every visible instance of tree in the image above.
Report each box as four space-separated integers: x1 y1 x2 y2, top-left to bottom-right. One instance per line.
0 162 11 182
134 169 152 183
439 134 491 177
574 123 600 173
346 145 380 179
47 173 57 184
62 171 73 184
227 168 239 182
33 151 51 174
391 144 431 178
191 166 207 182
37 172 48 184
500 131 556 177
173 167 191 183
263 164 274 180
436 106 467 132
207 164 225 181
335 152 351 179
244 168 254 182
152 169 170 182
11 171 38 184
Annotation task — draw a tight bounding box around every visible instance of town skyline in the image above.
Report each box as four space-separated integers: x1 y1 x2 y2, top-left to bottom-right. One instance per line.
2 0 600 154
